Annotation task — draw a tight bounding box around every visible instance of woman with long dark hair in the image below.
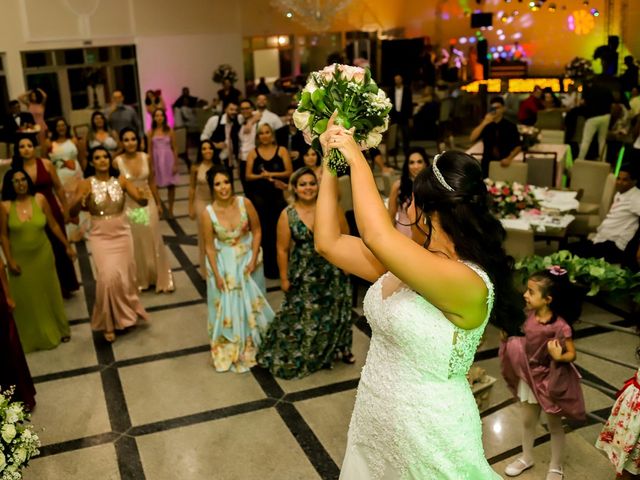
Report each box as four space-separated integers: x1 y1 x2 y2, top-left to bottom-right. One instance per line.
188 140 214 278
245 123 293 278
148 108 180 217
86 111 118 157
12 136 79 297
45 117 85 242
315 113 521 478
71 147 149 342
114 127 174 293
0 168 74 352
18 88 47 147
258 167 353 379
387 147 428 237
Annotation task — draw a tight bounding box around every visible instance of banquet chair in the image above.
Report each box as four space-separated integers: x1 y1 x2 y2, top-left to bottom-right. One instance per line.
535 110 564 131
566 161 612 237
488 161 528 184
503 228 535 260
524 151 557 187
0 142 9 158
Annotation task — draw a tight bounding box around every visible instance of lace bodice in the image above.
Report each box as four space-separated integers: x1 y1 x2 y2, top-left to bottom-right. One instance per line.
342 261 499 479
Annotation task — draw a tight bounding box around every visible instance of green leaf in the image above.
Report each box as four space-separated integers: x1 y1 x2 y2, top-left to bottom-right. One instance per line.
334 115 351 129
300 92 312 110
313 118 329 134
364 68 371 85
311 89 326 110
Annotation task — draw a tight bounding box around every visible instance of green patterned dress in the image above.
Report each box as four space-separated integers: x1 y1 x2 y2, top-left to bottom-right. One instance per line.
258 206 353 379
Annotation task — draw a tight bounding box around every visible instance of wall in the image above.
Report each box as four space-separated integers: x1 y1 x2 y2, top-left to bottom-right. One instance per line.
0 0 244 118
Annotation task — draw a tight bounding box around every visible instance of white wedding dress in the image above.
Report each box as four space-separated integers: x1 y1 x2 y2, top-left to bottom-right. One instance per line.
340 263 502 479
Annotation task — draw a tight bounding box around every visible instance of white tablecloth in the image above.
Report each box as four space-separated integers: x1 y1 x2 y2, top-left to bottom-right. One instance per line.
466 142 571 187
531 187 579 212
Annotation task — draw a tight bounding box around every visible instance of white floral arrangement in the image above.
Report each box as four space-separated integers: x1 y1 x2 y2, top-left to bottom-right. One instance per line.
0 388 40 480
212 64 238 84
564 57 593 79
293 64 392 175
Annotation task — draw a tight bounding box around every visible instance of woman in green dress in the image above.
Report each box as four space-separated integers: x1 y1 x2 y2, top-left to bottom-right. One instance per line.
258 167 354 379
0 168 75 353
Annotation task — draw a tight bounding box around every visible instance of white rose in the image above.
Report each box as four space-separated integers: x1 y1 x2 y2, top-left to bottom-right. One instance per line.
292 110 311 131
5 405 22 424
13 447 27 465
303 81 318 94
2 423 16 443
0 451 5 470
364 132 382 148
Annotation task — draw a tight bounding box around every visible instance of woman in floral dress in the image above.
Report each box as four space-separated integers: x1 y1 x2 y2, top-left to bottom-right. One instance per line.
258 167 354 379
202 165 274 373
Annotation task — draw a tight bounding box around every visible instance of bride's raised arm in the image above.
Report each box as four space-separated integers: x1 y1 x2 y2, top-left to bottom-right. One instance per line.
314 125 386 283
328 127 488 330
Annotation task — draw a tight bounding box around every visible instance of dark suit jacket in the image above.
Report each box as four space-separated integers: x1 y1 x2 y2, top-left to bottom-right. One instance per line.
276 126 306 156
389 85 413 124
0 112 36 143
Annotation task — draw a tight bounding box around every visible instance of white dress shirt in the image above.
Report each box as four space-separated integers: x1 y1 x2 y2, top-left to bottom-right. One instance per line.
257 109 283 131
395 87 403 113
593 186 640 250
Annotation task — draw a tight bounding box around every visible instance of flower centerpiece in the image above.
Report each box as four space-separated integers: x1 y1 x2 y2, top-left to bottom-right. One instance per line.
564 57 594 80
517 124 540 152
293 64 392 175
212 64 238 85
485 179 539 218
515 250 640 302
0 387 40 479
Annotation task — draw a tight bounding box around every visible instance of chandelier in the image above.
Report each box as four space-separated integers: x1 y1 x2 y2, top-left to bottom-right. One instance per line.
270 0 353 32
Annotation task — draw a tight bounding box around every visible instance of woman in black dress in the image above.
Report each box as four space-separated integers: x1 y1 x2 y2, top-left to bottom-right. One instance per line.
245 123 293 279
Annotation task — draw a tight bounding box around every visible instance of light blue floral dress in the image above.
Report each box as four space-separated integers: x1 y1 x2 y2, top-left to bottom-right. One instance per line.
206 196 274 373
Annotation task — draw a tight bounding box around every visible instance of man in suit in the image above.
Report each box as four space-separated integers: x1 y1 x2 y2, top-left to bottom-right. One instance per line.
1 100 36 143
389 74 413 159
276 106 307 168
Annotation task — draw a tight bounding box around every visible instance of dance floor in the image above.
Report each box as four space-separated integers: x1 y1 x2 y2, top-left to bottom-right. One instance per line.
22 162 625 479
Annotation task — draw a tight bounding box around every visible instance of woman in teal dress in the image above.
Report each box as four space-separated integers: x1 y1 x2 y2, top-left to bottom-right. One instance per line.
202 165 274 373
258 167 354 379
0 168 75 353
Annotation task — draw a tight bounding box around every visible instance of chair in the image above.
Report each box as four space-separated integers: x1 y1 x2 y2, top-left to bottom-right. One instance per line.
73 124 89 140
488 161 528 184
566 160 611 237
535 110 564 130
0 142 9 159
503 228 535 260
174 127 187 161
524 151 557 188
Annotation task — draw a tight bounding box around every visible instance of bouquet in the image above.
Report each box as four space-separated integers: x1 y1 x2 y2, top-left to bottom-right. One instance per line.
293 64 392 175
485 179 539 218
0 387 40 480
517 124 540 151
126 207 150 226
564 57 593 79
212 64 238 84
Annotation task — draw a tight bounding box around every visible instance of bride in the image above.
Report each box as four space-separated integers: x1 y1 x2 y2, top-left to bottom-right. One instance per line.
314 115 521 479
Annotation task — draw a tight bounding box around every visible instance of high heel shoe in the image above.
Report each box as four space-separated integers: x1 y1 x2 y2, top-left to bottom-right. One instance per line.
103 331 116 343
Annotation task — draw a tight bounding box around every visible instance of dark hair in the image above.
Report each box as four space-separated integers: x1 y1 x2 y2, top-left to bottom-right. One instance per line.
197 140 217 165
542 87 562 108
150 108 169 133
289 167 317 201
84 146 119 178
9 100 19 108
29 89 44 104
206 165 234 194
620 163 639 181
398 147 429 207
490 96 505 106
412 150 524 333
302 146 322 167
529 269 583 326
11 136 36 168
90 111 109 132
2 168 36 201
119 127 141 150
239 98 255 108
48 117 71 142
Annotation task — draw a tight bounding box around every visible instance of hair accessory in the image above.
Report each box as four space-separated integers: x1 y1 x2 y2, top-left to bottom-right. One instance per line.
547 265 567 276
432 153 455 192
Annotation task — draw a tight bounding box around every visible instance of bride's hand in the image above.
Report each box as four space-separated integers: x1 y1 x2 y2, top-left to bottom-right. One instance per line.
327 128 359 166
319 110 345 156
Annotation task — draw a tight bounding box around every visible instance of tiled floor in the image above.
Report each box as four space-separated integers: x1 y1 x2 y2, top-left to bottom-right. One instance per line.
20 163 636 479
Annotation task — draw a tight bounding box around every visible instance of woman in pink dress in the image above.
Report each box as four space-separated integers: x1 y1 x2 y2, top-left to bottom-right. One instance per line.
387 147 428 237
148 108 179 218
19 88 47 147
71 146 149 342
500 267 585 480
